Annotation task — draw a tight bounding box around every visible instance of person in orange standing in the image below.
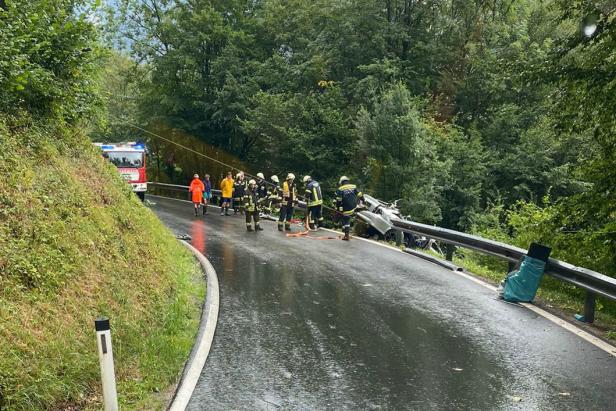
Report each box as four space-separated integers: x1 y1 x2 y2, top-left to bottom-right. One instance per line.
220 171 235 216
189 173 206 216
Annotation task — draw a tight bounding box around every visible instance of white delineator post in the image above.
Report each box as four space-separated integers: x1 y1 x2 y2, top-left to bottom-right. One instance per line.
95 317 119 411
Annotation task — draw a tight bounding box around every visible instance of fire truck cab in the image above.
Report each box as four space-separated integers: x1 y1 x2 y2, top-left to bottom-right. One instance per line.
95 142 147 201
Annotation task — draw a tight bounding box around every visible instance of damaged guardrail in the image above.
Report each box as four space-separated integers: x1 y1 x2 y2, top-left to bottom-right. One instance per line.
390 217 616 323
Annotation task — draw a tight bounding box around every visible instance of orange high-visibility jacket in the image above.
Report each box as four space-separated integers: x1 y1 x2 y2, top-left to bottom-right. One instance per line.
189 178 205 203
220 177 234 198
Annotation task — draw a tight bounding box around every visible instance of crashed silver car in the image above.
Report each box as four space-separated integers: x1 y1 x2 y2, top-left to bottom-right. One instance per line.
356 194 441 253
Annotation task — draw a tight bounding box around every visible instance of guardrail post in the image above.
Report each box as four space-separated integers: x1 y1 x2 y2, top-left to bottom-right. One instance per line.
445 244 455 262
583 292 596 323
95 317 119 411
395 230 403 246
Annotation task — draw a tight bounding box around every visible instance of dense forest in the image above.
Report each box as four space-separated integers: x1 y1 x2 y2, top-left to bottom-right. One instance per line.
95 0 615 278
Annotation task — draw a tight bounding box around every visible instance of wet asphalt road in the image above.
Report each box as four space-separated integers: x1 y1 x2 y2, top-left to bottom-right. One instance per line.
149 195 616 410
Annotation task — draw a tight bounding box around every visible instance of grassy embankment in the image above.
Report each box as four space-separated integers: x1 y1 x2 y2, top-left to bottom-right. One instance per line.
0 120 204 410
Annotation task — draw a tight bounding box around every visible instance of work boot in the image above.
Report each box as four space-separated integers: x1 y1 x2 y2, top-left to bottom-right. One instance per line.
285 222 291 231
247 225 254 232
256 224 264 231
220 208 224 216
277 222 283 231
342 232 350 241
203 205 207 215
194 208 198 216
225 209 231 216
309 223 316 231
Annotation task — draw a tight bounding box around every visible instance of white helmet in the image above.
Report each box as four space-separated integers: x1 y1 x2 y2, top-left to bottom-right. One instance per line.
271 175 279 183
303 175 311 183
248 179 256 185
257 172 265 179
236 172 242 179
339 176 349 185
193 173 199 178
286 173 295 180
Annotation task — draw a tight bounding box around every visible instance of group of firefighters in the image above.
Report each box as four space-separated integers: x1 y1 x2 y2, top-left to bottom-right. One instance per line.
188 171 363 240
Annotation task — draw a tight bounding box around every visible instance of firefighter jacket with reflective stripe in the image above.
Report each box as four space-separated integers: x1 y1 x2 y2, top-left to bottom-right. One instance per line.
335 183 363 216
268 185 282 203
233 179 247 199
282 180 297 207
243 189 261 212
257 179 268 198
305 180 323 206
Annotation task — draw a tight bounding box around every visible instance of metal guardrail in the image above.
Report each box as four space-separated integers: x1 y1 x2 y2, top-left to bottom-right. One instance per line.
391 218 616 322
148 181 615 323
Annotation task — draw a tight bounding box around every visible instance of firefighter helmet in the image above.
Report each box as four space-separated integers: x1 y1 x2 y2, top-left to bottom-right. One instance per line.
193 174 199 178
271 175 279 183
248 179 256 185
286 173 295 180
257 172 265 179
303 175 311 183
339 176 349 185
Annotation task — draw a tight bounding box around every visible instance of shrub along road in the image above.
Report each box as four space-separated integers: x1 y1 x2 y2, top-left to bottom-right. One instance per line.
150 195 616 410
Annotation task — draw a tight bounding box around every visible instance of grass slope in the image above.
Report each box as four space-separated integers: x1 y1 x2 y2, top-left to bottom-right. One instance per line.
0 120 204 410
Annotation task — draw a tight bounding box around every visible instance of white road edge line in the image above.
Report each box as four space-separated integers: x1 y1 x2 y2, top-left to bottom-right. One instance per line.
322 229 616 357
151 195 616 357
168 241 220 411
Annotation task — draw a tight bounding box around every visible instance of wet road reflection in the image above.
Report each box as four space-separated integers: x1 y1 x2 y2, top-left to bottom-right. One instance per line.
149 196 616 410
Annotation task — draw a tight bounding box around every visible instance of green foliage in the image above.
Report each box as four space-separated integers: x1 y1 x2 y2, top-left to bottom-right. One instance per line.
0 0 102 122
107 0 615 281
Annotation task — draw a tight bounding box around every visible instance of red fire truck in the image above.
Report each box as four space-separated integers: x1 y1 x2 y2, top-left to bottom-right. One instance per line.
95 142 148 201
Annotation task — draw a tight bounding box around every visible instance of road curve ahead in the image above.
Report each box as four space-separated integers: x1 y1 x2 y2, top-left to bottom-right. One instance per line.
149 195 616 411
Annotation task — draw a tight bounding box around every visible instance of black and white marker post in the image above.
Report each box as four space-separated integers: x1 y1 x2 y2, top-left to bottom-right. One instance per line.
95 317 119 411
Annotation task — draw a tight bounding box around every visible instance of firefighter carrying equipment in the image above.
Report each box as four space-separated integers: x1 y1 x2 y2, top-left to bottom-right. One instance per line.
305 179 323 207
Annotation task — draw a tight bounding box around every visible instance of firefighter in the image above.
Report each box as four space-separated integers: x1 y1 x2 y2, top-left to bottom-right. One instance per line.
256 172 268 198
335 176 363 240
303 175 323 230
278 173 297 231
189 174 205 216
220 171 234 216
243 179 264 231
233 172 247 214
266 175 281 215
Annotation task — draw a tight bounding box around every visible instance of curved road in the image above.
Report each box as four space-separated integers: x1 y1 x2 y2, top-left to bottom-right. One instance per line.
150 196 616 410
